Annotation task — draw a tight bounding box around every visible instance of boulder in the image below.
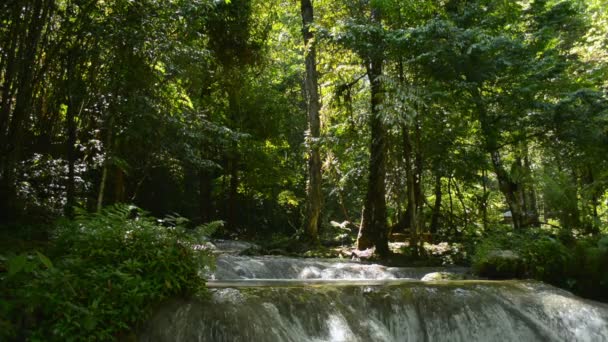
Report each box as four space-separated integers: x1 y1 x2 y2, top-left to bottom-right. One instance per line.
421 272 466 281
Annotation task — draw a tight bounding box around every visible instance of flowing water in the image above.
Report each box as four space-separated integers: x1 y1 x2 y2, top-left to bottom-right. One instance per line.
211 254 470 280
141 247 608 342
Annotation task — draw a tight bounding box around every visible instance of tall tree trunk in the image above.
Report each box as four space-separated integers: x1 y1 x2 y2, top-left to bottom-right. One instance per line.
447 175 457 236
227 154 239 230
97 121 112 212
0 6 21 145
65 47 84 218
97 161 108 212
113 167 125 203
0 0 50 221
357 7 389 257
199 169 213 223
65 91 78 218
481 169 489 231
300 0 322 242
403 124 419 256
414 118 425 248
430 172 442 237
472 86 525 230
523 149 539 227
454 179 468 228
490 150 525 229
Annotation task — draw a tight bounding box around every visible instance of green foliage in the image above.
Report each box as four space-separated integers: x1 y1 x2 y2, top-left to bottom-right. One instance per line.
0 205 213 341
473 229 608 301
0 0 607 303
473 229 571 280
569 235 608 301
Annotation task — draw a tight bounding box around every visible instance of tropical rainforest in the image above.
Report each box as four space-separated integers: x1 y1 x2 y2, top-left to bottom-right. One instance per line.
1 0 608 340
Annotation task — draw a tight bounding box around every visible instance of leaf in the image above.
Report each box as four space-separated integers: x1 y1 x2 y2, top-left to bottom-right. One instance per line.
7 255 28 276
83 315 97 331
36 251 53 269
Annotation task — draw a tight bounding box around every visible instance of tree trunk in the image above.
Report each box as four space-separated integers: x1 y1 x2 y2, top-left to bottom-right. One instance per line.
447 175 457 236
481 169 489 231
97 160 108 212
300 0 322 242
0 6 21 145
472 86 525 230
357 6 389 257
403 124 419 256
430 172 442 237
65 91 78 218
0 0 51 221
490 150 525 229
199 169 214 223
523 150 539 227
113 167 125 203
97 122 112 212
454 179 468 228
227 155 239 230
64 47 84 218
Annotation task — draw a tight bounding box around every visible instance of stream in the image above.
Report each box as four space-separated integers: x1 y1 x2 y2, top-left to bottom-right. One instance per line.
140 242 608 341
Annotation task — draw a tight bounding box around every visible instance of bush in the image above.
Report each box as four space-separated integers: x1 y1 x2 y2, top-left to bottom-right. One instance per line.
472 229 608 301
1 205 213 341
569 235 608 301
472 228 526 278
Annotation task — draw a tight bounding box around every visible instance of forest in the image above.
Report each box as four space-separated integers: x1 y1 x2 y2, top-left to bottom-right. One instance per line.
1 0 608 340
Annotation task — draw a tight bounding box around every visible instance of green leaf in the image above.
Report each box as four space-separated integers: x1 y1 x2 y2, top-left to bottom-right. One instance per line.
7 255 28 276
36 251 53 269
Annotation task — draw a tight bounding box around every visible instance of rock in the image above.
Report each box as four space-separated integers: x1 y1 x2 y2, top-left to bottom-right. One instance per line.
421 272 466 281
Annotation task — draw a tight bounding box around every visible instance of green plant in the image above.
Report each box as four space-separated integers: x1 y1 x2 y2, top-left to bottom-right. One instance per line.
472 229 608 301
568 235 608 301
523 237 572 285
0 205 213 341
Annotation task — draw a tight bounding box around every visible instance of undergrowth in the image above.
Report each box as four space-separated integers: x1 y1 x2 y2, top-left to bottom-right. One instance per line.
0 205 215 341
473 228 608 301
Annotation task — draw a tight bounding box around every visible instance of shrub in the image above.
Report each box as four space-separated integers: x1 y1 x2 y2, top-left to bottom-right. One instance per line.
1 205 213 341
472 229 608 301
521 237 572 286
569 235 608 301
472 229 573 279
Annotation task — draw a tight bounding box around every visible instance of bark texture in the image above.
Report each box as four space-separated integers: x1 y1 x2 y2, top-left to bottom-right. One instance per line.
301 0 322 242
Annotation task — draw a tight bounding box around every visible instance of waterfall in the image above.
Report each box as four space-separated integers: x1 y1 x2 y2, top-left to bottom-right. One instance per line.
141 250 608 342
210 255 470 280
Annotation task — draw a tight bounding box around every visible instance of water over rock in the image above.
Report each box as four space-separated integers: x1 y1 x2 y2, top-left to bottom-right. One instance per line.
209 240 262 255
142 246 608 341
141 280 608 342
420 271 467 281
210 254 470 280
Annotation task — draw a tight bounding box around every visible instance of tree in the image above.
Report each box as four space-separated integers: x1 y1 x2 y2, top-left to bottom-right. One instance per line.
300 0 323 242
354 4 389 256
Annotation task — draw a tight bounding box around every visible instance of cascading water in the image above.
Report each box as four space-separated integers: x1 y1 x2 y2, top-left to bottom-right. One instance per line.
141 244 608 342
211 254 470 280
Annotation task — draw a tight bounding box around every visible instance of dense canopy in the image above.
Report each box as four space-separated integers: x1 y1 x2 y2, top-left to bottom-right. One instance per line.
1 0 608 338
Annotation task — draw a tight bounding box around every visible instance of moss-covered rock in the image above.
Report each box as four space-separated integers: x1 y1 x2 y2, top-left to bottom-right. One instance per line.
421 272 466 281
